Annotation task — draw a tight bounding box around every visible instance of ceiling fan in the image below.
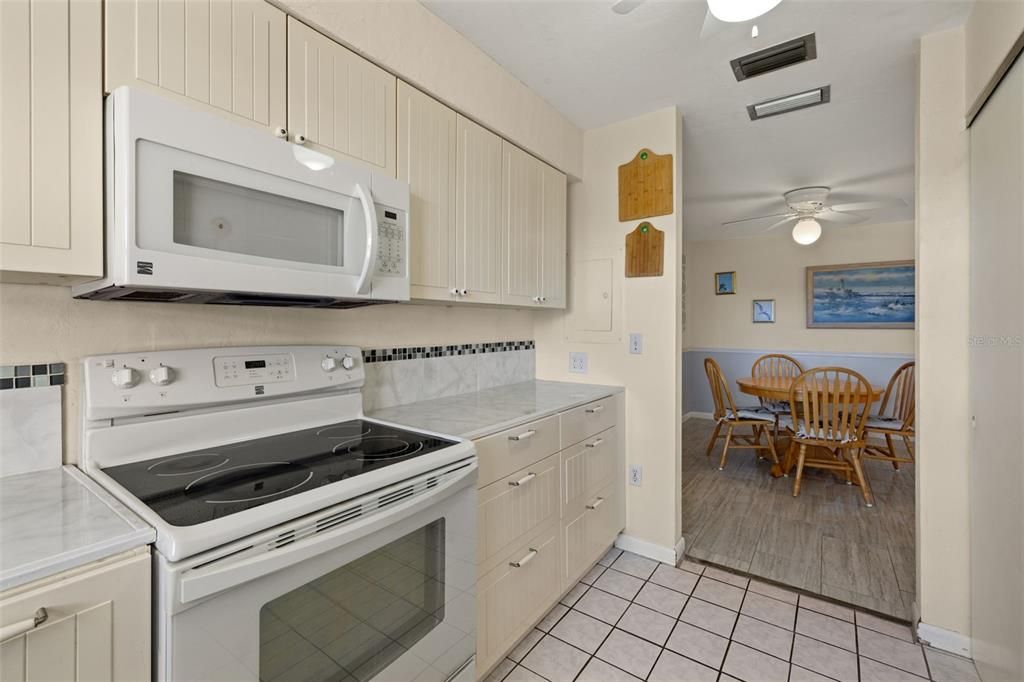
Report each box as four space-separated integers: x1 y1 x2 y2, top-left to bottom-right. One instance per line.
612 0 782 38
720 186 908 245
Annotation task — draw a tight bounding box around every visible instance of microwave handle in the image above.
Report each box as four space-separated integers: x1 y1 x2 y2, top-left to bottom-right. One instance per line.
354 183 378 296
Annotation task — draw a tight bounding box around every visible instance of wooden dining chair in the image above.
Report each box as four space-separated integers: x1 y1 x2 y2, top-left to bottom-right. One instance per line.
862 361 915 469
703 357 779 471
782 367 875 506
751 354 805 439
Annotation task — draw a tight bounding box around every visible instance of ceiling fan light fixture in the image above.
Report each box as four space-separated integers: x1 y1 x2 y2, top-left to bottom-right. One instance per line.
707 0 782 23
792 217 822 245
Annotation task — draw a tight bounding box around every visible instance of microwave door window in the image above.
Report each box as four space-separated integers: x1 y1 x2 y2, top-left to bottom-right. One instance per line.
259 520 446 682
172 172 345 267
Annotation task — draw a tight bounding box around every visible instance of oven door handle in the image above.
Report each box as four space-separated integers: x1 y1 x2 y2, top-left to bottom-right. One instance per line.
178 462 477 605
354 183 378 296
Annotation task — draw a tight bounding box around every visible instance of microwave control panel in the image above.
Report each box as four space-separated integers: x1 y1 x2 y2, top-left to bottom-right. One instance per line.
376 207 406 277
214 353 294 387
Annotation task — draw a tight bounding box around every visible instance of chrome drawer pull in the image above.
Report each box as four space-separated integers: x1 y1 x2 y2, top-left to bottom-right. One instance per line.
508 429 536 442
509 472 537 487
585 405 605 414
585 438 604 449
510 548 538 568
586 497 605 510
0 608 47 643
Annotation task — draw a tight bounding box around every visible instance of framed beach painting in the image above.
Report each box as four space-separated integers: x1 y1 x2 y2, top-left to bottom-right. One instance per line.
806 260 915 328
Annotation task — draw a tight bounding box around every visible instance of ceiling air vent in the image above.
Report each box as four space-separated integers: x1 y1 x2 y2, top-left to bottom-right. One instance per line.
747 85 831 121
731 33 817 81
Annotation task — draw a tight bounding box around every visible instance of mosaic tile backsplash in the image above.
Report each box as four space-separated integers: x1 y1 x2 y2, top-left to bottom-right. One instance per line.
362 340 536 412
0 363 65 391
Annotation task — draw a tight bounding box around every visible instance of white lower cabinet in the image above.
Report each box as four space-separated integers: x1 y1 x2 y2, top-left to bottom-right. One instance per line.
0 547 151 681
474 395 624 678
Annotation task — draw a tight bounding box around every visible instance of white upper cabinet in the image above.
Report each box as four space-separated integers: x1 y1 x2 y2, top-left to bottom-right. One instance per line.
287 18 397 176
105 0 287 133
399 81 457 301
456 115 503 304
0 0 103 283
501 142 567 308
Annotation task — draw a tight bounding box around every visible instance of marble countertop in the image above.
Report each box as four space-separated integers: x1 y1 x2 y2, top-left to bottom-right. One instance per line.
0 466 155 592
368 380 623 440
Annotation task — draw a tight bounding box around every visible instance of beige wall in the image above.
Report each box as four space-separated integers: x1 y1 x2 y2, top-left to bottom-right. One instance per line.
685 222 915 354
915 26 972 648
535 107 684 554
0 283 534 463
965 0 1024 115
274 0 583 179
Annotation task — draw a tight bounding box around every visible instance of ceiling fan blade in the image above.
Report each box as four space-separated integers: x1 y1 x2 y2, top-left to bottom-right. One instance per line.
818 209 867 225
765 216 799 232
611 0 645 14
721 212 796 228
829 199 908 213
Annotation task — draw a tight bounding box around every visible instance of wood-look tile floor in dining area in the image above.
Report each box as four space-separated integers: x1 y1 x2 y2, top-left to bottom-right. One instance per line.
681 417 916 621
483 548 979 682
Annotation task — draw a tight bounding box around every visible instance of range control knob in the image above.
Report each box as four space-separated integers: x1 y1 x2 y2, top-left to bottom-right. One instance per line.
341 355 356 370
149 366 175 386
111 367 140 389
321 357 340 372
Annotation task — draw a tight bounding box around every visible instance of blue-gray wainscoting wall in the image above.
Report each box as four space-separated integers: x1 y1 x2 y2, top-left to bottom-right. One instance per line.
683 348 914 415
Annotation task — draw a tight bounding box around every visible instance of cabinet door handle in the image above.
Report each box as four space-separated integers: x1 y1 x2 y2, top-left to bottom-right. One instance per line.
585 405 605 414
508 429 536 442
509 548 538 568
0 608 48 643
586 497 605 510
273 127 288 139
293 133 307 144
509 472 537 487
450 288 460 296
585 438 604 449
460 288 468 296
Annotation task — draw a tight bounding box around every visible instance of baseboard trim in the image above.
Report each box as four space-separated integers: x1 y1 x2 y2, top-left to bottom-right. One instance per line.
683 411 713 422
674 536 686 563
916 622 971 657
614 534 679 565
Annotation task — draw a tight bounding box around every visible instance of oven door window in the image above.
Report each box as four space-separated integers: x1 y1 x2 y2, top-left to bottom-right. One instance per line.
259 520 446 682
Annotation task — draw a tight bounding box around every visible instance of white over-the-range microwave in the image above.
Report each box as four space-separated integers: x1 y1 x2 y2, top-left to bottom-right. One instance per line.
73 87 410 308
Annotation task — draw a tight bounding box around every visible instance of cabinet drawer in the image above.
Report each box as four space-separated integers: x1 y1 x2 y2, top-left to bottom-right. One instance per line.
561 479 623 588
475 415 560 488
477 452 560 575
561 426 618 514
477 522 560 674
561 396 617 448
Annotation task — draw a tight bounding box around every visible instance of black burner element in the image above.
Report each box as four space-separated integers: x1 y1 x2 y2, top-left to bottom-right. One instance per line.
103 420 457 526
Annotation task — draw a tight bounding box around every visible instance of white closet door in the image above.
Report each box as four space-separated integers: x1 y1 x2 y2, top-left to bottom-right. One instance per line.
287 18 396 176
399 82 457 301
456 116 503 304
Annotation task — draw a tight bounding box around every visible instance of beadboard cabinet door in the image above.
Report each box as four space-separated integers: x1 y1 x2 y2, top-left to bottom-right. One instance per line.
0 548 150 681
456 115 503 304
500 142 544 307
539 163 568 309
105 0 287 133
0 0 102 283
287 18 397 176
399 81 457 302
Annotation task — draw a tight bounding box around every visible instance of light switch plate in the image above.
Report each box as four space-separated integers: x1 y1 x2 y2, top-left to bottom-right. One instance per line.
569 352 588 374
629 333 644 354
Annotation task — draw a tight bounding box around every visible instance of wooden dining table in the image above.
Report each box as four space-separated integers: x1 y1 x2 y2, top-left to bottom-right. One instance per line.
735 375 884 477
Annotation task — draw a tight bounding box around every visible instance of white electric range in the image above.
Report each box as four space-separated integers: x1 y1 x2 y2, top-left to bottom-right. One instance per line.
79 345 477 682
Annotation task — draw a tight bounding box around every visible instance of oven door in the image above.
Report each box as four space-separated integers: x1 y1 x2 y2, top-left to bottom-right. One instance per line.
156 461 477 682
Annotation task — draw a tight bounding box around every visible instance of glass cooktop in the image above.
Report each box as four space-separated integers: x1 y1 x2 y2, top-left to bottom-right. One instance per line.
103 420 457 527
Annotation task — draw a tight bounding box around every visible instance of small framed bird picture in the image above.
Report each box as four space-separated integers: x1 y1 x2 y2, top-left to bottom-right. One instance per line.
753 299 776 323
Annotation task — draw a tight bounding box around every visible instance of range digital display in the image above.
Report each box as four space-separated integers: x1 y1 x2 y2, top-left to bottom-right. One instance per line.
384 210 398 220
245 360 267 369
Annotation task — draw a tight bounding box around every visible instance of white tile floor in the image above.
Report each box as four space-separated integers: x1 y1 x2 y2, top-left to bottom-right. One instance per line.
483 549 981 682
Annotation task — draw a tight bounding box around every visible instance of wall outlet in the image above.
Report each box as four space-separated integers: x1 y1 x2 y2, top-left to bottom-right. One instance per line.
629 464 642 486
569 351 588 374
629 333 644 355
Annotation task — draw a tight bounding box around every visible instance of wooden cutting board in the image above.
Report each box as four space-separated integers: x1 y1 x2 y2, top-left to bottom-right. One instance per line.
618 148 673 221
625 222 664 277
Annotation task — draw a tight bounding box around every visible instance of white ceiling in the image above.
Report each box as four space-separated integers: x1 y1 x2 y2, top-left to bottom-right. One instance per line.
421 0 970 240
